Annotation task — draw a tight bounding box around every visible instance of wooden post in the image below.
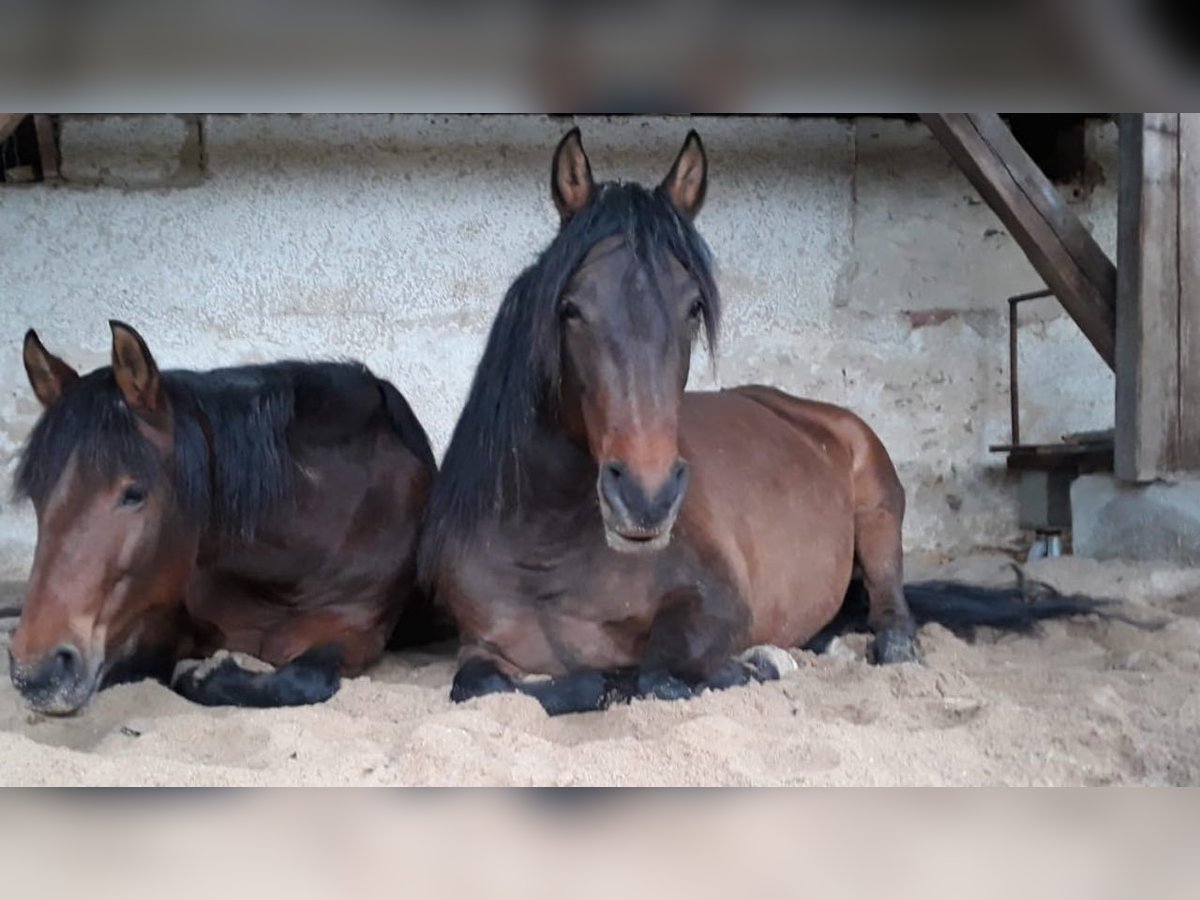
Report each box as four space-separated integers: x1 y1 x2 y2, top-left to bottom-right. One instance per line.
0 114 25 144
1180 115 1200 467
1115 114 1200 481
921 114 1117 369
32 115 60 182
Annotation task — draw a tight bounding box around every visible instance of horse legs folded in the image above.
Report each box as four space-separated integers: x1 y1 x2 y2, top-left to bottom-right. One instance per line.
171 644 345 708
450 644 798 716
171 602 395 708
612 644 798 700
702 645 799 689
450 655 619 715
450 578 798 716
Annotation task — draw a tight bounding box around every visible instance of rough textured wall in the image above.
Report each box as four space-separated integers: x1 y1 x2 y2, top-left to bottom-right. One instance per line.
0 115 1116 577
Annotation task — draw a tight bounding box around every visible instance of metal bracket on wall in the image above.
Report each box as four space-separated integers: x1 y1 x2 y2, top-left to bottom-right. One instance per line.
1006 287 1054 447
994 287 1115 559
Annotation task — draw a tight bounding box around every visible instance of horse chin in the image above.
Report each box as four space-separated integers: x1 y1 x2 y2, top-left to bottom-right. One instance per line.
19 677 99 717
603 525 674 554
598 495 678 553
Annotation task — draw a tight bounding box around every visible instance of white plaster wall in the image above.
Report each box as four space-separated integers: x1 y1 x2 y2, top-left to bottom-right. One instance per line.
0 114 1117 578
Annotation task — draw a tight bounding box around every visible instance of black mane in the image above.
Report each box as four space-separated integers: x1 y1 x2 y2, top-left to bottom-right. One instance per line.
14 360 431 540
419 181 720 581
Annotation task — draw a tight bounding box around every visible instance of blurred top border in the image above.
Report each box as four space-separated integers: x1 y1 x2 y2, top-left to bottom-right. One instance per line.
0 0 1195 111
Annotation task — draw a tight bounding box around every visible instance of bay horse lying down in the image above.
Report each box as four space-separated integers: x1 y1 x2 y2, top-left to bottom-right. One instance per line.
419 128 1110 716
10 321 439 714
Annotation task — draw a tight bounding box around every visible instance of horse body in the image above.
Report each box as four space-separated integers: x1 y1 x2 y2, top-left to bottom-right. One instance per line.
437 385 891 683
11 324 437 713
426 128 1109 716
421 128 922 714
183 407 429 675
679 387 865 649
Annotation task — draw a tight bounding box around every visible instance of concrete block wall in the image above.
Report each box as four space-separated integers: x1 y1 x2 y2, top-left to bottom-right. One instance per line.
0 114 1118 578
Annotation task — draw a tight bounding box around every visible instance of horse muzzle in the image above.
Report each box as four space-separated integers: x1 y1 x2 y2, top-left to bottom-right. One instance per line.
597 458 689 554
9 643 100 715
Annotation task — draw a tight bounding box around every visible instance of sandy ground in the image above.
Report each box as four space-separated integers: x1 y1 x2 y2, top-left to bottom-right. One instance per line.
2 553 1199 786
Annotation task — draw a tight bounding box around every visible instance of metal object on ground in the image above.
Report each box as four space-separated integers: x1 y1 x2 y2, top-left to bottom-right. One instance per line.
1026 531 1063 562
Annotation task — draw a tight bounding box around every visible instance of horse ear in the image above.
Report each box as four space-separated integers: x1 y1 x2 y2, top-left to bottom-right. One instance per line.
109 320 168 428
659 130 707 220
551 127 595 225
23 329 79 408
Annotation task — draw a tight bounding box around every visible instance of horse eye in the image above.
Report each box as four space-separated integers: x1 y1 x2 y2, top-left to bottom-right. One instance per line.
559 301 583 323
688 299 704 320
119 485 147 507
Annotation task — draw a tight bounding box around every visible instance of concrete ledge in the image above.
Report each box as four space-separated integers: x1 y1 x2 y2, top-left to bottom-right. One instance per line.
59 114 203 188
1072 474 1200 564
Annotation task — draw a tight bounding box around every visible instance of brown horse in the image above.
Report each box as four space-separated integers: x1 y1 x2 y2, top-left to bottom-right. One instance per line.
10 321 441 714
419 128 1111 715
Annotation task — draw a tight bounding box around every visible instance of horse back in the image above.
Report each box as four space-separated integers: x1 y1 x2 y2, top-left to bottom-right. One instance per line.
278 363 432 466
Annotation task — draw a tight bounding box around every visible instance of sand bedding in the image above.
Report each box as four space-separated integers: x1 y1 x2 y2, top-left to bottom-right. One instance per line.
2 553 1199 786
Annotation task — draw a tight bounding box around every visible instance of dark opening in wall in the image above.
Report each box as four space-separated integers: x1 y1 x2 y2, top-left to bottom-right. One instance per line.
1 115 59 184
1003 114 1091 185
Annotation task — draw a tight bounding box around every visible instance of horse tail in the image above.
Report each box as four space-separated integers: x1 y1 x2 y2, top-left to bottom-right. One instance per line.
901 575 1121 635
376 377 437 472
805 567 1151 653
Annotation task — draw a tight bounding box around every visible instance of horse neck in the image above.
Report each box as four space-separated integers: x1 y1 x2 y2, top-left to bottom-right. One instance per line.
508 416 598 517
174 372 297 551
182 402 224 558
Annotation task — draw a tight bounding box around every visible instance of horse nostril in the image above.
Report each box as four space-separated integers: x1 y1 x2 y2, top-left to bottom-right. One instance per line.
600 462 627 496
599 461 633 516
671 460 689 485
51 644 82 683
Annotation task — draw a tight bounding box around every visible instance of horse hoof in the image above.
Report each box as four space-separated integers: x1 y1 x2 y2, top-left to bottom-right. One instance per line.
869 629 919 665
739 644 799 681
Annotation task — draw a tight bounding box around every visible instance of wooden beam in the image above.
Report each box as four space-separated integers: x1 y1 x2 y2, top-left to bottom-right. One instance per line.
971 115 1117 300
0 113 26 144
32 115 59 182
1115 114 1200 480
1179 115 1200 467
921 113 1116 369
